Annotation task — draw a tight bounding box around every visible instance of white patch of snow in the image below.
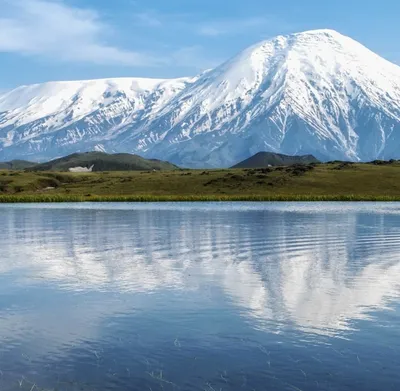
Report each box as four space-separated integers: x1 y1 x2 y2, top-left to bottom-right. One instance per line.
69 165 94 173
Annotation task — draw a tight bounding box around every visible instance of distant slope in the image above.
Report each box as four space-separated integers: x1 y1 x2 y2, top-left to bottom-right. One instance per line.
0 160 37 170
232 152 320 168
29 152 178 172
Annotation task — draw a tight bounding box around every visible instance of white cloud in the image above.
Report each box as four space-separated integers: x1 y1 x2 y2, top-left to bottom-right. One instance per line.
0 0 162 66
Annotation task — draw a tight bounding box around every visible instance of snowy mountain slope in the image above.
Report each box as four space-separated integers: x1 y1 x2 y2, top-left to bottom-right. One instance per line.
0 77 194 160
1 29 400 166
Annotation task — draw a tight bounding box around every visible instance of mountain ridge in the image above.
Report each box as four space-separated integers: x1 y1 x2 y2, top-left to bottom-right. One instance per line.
1 29 400 167
0 160 37 170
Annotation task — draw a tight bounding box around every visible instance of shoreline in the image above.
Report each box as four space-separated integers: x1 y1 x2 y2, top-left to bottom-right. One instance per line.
1 194 400 203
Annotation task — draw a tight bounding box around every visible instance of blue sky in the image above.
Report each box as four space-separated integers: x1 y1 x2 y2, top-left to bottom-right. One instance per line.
0 0 399 90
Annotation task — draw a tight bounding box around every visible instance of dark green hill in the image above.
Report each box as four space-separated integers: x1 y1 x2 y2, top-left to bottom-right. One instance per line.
232 152 320 168
28 152 178 172
0 160 37 170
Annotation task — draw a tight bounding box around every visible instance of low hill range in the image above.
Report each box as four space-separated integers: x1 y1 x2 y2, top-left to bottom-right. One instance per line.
232 152 320 168
1 151 397 172
0 152 178 172
0 151 319 172
29 152 178 172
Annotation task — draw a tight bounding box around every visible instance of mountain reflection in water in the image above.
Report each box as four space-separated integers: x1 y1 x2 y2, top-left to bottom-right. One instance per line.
0 203 399 391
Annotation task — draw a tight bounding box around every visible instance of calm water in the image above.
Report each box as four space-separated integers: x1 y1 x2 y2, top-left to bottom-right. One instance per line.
0 203 400 391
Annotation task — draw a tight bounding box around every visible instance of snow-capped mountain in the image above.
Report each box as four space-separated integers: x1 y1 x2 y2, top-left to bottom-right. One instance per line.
1 29 400 167
0 77 194 161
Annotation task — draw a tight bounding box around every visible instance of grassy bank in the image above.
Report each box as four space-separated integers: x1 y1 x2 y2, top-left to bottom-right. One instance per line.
1 162 400 202
1 194 400 203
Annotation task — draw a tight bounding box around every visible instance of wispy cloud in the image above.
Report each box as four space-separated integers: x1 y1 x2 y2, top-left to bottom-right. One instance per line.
197 15 292 37
0 0 293 78
170 46 221 69
133 11 163 27
129 10 293 40
0 0 162 66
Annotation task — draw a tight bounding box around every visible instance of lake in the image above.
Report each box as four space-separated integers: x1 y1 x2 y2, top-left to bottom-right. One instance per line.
0 202 399 391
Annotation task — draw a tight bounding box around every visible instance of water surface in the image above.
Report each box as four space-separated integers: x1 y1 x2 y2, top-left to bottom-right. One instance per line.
0 202 399 390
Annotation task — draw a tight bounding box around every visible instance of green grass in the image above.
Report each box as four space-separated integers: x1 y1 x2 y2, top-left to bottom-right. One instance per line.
1 162 400 202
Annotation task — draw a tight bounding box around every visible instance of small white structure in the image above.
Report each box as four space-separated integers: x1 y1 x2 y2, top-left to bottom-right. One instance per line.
69 164 94 173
